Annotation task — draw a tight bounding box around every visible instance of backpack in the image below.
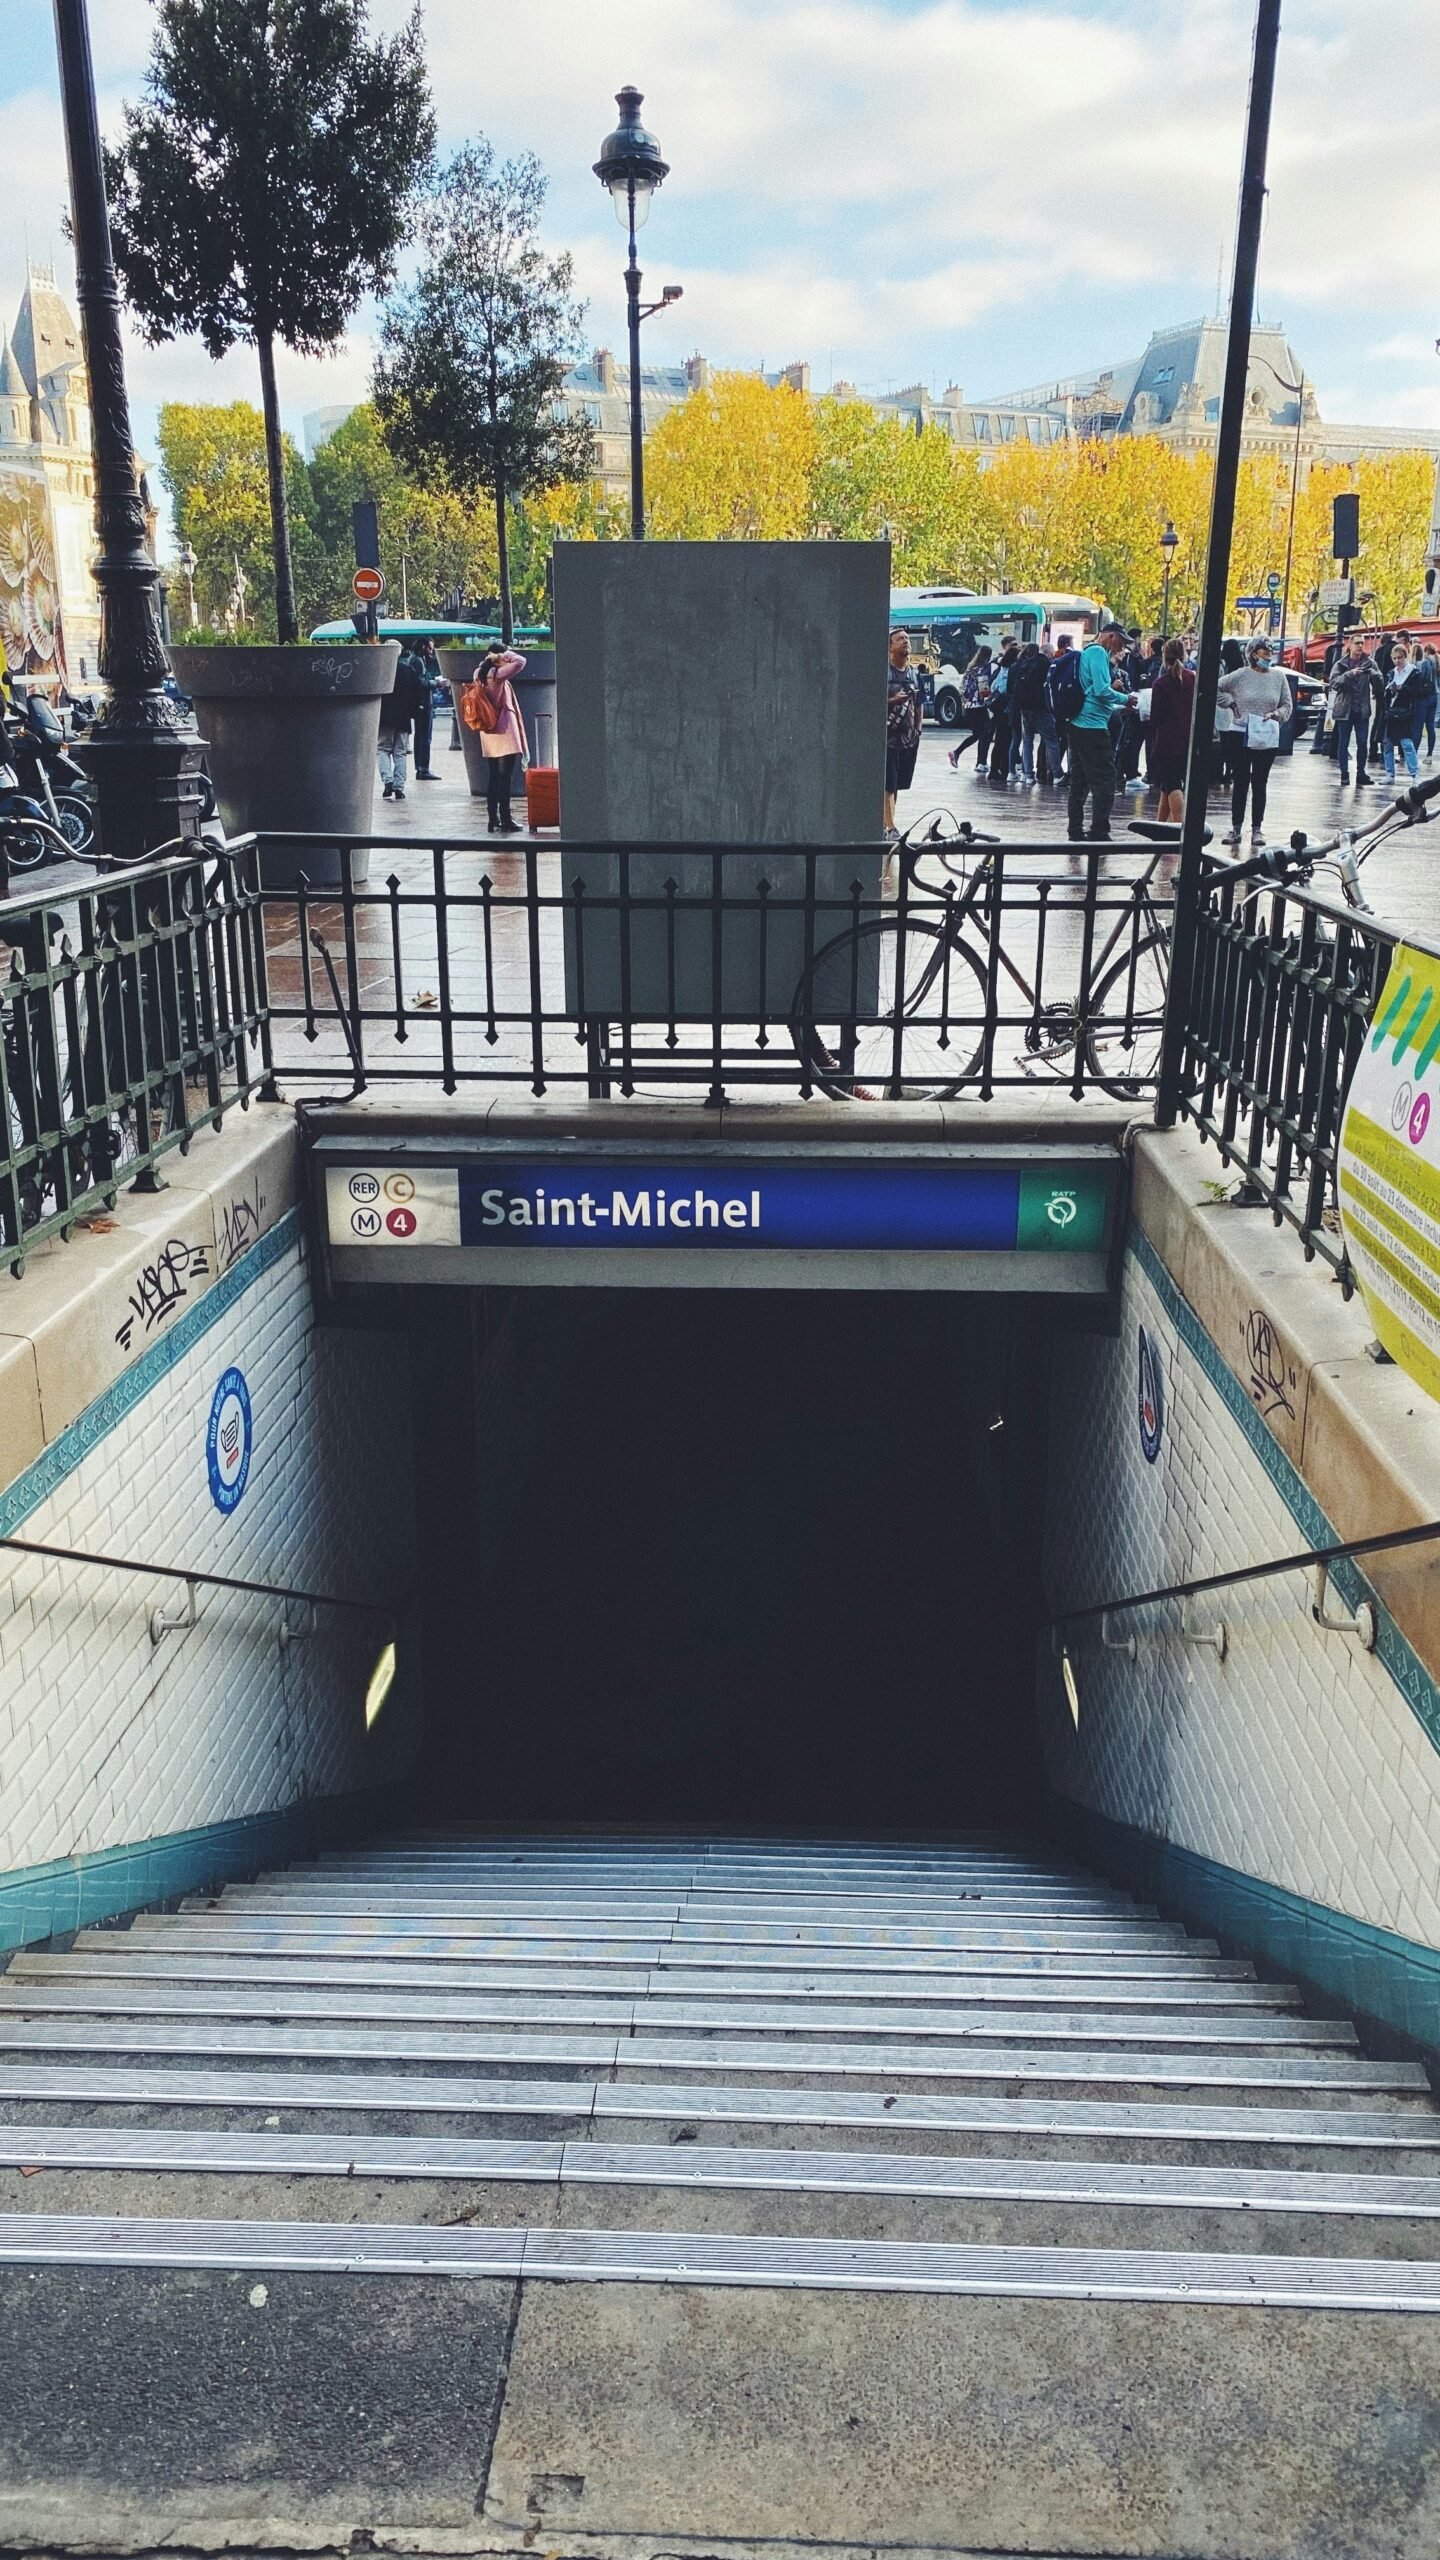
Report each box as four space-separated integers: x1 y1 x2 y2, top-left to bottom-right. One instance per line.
1049 650 1086 723
461 676 499 734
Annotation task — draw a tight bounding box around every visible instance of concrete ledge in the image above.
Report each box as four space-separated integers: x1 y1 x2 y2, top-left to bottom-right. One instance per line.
0 1106 299 1499
301 1090 1136 1151
1132 1125 1440 1683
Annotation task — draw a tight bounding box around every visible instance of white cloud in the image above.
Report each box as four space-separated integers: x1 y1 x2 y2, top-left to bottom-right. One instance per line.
1 0 1436 436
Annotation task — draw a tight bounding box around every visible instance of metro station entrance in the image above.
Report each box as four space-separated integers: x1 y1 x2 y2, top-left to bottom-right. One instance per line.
406 1288 1055 1832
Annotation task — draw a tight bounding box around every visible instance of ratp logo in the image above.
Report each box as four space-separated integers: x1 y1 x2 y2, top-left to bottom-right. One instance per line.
1045 1189 1078 1230
206 1368 252 1515
1137 1326 1164 1466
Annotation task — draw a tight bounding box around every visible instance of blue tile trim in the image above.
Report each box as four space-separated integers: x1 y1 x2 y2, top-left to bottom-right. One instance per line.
0 1788 388 1958
1127 1224 1440 1758
0 1206 303 1539
1053 1795 1440 2065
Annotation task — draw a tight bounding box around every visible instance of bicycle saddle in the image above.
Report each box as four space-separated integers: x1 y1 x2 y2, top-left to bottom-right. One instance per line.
1128 821 1213 845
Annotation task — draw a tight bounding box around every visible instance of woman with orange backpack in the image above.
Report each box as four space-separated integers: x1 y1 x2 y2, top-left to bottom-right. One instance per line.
463 648 528 834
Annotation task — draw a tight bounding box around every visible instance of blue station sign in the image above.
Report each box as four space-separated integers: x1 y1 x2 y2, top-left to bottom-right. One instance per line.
323 1155 1114 1278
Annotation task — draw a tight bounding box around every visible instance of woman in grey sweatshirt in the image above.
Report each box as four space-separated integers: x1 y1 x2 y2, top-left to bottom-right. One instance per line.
1218 640 1294 845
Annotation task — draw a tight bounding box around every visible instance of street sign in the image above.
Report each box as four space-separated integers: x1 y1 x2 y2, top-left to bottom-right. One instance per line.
319 1149 1122 1293
1235 595 1274 612
352 566 386 604
1318 576 1355 612
1265 571 1282 595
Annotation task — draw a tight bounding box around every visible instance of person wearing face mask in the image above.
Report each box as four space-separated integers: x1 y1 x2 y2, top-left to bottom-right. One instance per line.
1217 637 1293 846
1381 643 1426 787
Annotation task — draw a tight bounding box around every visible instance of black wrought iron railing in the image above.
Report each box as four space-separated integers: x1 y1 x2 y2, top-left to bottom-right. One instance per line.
1166 855 1402 1288
248 828 1175 1109
0 841 273 1278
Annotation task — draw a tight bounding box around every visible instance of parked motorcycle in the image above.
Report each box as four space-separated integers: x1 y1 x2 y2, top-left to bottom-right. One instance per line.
6 690 95 855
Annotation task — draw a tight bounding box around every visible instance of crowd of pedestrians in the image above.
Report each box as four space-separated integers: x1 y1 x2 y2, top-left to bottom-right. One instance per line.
885 615 1438 847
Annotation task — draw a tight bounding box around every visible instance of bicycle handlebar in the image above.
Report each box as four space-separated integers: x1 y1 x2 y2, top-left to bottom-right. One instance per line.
1395 771 1440 817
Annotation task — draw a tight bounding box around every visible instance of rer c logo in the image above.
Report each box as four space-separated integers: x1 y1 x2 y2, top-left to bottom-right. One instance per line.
206 1367 252 1515
1137 1325 1165 1466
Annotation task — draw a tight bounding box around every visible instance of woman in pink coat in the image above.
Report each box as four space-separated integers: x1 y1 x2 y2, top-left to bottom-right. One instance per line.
476 648 527 834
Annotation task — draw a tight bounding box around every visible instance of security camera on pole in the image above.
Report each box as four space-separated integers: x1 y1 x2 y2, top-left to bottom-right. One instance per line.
594 88 683 539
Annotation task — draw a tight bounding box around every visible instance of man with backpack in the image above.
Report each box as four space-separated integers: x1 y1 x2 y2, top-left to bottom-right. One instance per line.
1061 626 1129 843
377 643 427 801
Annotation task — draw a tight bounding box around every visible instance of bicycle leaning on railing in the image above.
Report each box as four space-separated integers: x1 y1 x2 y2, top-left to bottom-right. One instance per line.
791 808 1185 1102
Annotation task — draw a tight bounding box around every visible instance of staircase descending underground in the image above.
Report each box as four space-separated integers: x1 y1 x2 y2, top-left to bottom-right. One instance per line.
1 1835 1438 2557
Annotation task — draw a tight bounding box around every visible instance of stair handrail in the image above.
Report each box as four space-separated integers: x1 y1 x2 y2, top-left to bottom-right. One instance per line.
1042 1516 1440 1636
0 1533 402 1622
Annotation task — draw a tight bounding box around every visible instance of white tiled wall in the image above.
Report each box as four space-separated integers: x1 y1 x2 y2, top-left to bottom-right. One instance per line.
1043 1250 1440 1952
0 1220 417 1878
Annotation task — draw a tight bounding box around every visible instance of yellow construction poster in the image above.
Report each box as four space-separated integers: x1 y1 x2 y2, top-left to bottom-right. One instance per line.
1338 942 1440 1401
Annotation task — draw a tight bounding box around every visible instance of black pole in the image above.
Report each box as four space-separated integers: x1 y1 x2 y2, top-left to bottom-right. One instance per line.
50 0 205 863
1156 0 1283 1125
1161 557 1172 640
626 182 645 539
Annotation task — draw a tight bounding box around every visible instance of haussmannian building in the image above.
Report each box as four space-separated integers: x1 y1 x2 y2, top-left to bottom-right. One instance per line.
558 318 1440 498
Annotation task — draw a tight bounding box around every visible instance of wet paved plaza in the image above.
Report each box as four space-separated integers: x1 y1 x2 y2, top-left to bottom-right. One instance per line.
256 717 1440 1104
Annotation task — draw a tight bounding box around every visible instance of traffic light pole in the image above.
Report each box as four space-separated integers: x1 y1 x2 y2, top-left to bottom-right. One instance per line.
1156 0 1283 1128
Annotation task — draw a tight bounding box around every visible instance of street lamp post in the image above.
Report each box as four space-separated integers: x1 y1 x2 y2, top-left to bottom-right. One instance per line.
50 0 205 863
1254 352 1306 649
1159 520 1179 639
594 87 682 539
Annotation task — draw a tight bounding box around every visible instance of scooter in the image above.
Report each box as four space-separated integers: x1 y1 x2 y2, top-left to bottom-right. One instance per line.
0 747 74 880
6 691 95 855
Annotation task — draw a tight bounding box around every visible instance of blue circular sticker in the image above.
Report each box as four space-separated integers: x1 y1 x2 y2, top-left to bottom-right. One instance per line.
1137 1325 1164 1465
207 1367 252 1514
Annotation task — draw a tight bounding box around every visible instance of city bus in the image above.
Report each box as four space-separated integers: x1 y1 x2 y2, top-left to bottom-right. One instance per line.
888 592 1105 725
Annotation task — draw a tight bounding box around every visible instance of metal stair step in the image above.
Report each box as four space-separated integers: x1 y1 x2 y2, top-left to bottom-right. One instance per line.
3 2210 1440 2308
0 2013 1422 2094
2 2124 1438 2258
0 1978 1338 2045
83 1922 1255 1978
23 1951 1292 2007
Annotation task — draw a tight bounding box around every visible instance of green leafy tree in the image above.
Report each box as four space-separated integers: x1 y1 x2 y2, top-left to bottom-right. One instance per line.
157 398 311 633
304 404 497 628
105 0 435 643
374 141 595 642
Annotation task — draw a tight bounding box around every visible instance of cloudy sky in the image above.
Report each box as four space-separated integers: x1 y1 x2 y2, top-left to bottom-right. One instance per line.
1 0 1436 528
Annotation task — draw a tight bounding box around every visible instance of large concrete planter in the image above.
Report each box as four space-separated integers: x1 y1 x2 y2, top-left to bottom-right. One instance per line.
439 646 557 801
170 643 400 887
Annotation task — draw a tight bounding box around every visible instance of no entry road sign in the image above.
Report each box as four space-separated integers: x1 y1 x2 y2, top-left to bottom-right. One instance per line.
352 566 386 604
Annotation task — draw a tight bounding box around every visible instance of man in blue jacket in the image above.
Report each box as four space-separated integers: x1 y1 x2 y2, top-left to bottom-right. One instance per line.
1066 626 1130 842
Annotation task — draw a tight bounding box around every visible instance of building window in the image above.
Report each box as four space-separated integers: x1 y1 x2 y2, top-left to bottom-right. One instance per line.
973 414 990 442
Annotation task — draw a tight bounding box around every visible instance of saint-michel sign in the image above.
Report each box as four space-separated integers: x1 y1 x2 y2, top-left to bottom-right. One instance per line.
320 1149 1118 1293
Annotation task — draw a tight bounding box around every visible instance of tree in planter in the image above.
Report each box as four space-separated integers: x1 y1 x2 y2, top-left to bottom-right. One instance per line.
374 141 595 643
105 0 435 644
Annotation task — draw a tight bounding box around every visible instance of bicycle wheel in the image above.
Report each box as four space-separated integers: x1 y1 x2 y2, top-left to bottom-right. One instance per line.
1084 931 1170 1100
2 820 54 872
55 794 95 856
793 917 989 1099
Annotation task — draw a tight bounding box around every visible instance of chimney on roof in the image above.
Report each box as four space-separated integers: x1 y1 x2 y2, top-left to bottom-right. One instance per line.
595 347 619 394
780 361 811 394
943 384 964 407
685 353 711 391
